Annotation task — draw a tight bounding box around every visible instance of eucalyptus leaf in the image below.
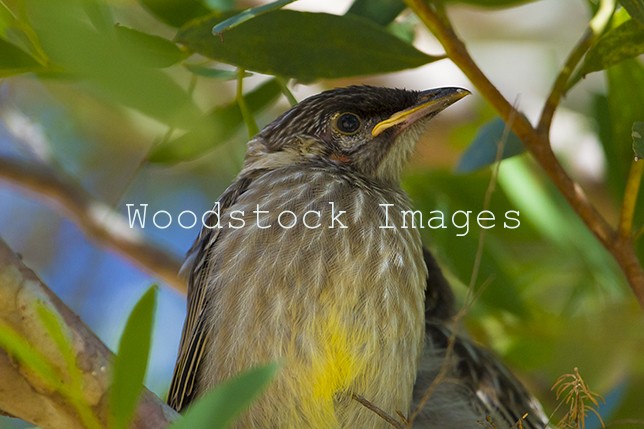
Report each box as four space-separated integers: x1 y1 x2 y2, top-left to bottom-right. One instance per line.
0 37 41 76
169 363 278 429
149 79 281 164
633 121 644 159
115 25 186 68
25 0 202 128
184 63 251 79
0 0 45 63
442 0 539 7
82 0 114 33
388 16 417 43
620 0 644 25
212 0 297 34
346 0 406 25
579 19 644 77
137 0 211 27
602 60 644 198
177 10 439 82
110 286 158 429
205 0 235 11
456 118 525 173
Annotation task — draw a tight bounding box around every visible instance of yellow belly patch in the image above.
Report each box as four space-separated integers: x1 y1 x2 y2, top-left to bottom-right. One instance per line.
297 314 369 428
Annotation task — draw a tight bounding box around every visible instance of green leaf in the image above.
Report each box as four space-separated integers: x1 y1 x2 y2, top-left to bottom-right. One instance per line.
35 303 75 368
0 0 46 63
149 79 281 164
0 321 59 388
633 121 644 159
346 0 406 26
620 0 644 25
177 10 440 82
456 118 525 173
169 363 279 429
82 0 114 33
25 0 202 128
442 0 539 7
579 19 644 77
110 286 158 429
138 0 211 27
602 60 644 194
115 25 186 68
205 0 235 12
184 63 250 79
387 16 417 43
35 303 104 429
212 0 298 34
0 37 41 76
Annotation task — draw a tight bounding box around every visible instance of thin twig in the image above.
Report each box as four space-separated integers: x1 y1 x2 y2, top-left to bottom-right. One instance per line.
408 115 511 422
237 68 259 137
352 394 406 429
407 115 510 420
469 98 519 293
276 77 298 107
537 0 616 135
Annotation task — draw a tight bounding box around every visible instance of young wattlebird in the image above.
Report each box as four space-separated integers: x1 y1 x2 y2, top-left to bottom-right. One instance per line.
167 85 523 428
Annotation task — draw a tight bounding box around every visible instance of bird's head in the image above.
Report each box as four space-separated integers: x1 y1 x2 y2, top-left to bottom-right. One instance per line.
243 85 469 184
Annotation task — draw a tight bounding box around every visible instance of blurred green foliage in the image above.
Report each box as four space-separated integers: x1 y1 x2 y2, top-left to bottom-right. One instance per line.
169 363 278 429
110 286 157 429
0 0 643 428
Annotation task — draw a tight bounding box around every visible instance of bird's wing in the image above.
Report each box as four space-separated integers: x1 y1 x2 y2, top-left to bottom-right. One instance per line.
422 247 456 322
419 322 550 429
167 173 259 412
417 247 549 428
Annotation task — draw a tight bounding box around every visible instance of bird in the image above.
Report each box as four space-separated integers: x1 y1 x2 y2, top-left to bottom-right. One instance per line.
411 248 551 428
167 84 470 428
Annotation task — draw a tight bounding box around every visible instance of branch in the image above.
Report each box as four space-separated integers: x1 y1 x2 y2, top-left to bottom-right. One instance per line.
0 157 184 293
0 237 179 429
404 0 644 306
537 0 615 134
351 394 405 429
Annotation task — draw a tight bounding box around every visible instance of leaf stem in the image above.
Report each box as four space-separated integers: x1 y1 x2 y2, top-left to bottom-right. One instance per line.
237 68 259 137
537 0 616 135
276 77 298 107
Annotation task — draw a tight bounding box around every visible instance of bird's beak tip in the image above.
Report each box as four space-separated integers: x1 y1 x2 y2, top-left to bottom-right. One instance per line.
371 87 470 137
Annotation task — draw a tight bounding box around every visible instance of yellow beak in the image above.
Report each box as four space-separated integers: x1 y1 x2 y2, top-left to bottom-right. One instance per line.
372 87 470 137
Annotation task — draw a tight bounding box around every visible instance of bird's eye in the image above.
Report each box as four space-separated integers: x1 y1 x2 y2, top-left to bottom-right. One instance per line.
334 113 361 135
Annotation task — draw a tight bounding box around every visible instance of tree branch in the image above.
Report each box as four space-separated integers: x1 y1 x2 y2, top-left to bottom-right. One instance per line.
537 0 615 135
404 0 644 306
0 157 184 293
0 237 179 429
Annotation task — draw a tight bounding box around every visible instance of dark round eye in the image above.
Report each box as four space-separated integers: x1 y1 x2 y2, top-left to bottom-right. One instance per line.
335 113 361 135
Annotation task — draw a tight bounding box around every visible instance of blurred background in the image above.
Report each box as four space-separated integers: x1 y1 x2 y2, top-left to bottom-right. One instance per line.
0 0 642 427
